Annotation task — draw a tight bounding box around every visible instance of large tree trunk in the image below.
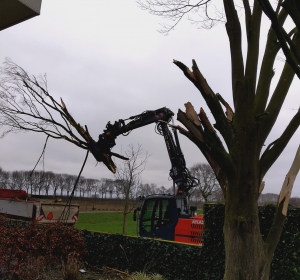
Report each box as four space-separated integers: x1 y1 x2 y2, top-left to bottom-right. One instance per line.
224 186 270 279
223 107 271 279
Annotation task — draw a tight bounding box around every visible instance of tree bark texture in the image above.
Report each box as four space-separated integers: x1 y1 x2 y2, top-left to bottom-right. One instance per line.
173 1 300 278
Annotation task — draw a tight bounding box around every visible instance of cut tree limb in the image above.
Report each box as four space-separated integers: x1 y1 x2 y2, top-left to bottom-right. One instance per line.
198 108 215 133
60 98 93 143
216 93 234 122
259 181 265 195
173 59 234 150
184 102 201 126
60 98 127 173
277 144 300 216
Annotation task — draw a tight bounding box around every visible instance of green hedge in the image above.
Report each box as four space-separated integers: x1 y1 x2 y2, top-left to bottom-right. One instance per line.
200 203 225 279
200 203 300 280
261 205 300 280
82 204 300 280
82 231 203 280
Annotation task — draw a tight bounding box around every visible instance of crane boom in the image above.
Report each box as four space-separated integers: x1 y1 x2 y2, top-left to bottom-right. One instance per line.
94 107 197 196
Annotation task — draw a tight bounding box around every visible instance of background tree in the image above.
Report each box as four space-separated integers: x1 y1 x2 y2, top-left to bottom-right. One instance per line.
84 178 97 198
189 163 220 202
138 0 300 278
77 176 87 197
114 179 123 199
51 173 64 198
212 187 225 203
99 178 109 199
106 179 115 198
157 185 169 194
258 192 279 205
137 183 159 197
9 170 27 190
114 144 149 235
63 174 76 197
22 171 32 194
0 167 9 188
26 170 44 195
91 179 99 198
42 171 55 196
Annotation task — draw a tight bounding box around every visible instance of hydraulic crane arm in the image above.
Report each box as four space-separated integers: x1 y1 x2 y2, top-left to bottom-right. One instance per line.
90 107 198 196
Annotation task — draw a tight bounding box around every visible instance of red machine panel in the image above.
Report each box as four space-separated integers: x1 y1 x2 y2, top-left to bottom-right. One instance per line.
174 214 204 245
0 189 28 199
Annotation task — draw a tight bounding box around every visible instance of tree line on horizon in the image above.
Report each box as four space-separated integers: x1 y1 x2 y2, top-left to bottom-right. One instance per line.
1 165 299 207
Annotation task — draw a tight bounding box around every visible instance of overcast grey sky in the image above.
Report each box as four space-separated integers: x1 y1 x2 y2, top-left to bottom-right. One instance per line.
0 1 299 196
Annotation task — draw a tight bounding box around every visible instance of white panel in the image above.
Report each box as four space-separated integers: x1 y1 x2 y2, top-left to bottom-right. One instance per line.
39 203 79 224
0 200 34 218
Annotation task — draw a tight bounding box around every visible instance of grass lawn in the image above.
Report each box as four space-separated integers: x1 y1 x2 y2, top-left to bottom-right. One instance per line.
75 211 138 236
75 209 203 236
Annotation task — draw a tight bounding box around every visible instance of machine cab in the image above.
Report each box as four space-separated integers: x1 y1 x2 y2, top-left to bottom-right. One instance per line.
137 194 189 241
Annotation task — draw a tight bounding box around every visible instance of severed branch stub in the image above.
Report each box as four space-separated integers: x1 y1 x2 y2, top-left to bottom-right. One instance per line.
277 144 300 215
259 181 265 195
185 102 201 126
216 93 234 122
60 98 128 173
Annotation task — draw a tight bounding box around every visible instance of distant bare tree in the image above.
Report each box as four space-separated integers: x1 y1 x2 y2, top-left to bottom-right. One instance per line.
97 178 108 198
258 193 279 205
114 179 123 199
91 179 99 198
212 187 225 202
36 171 45 195
158 185 167 194
137 183 153 197
63 174 76 197
26 170 44 195
0 167 9 188
190 163 220 202
22 171 32 193
51 173 64 198
9 170 27 190
189 188 204 207
114 144 149 235
77 176 88 197
84 178 97 198
42 171 55 196
105 179 115 198
58 173 70 196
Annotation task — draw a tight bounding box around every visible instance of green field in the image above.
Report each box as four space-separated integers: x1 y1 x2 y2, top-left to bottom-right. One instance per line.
75 211 138 236
75 209 204 236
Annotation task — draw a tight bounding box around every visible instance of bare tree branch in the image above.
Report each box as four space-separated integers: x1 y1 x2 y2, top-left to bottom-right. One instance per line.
254 8 285 116
260 108 300 180
137 0 223 34
0 58 127 173
258 0 300 78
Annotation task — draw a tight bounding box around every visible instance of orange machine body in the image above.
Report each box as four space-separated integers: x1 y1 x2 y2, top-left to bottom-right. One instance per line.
174 214 204 245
